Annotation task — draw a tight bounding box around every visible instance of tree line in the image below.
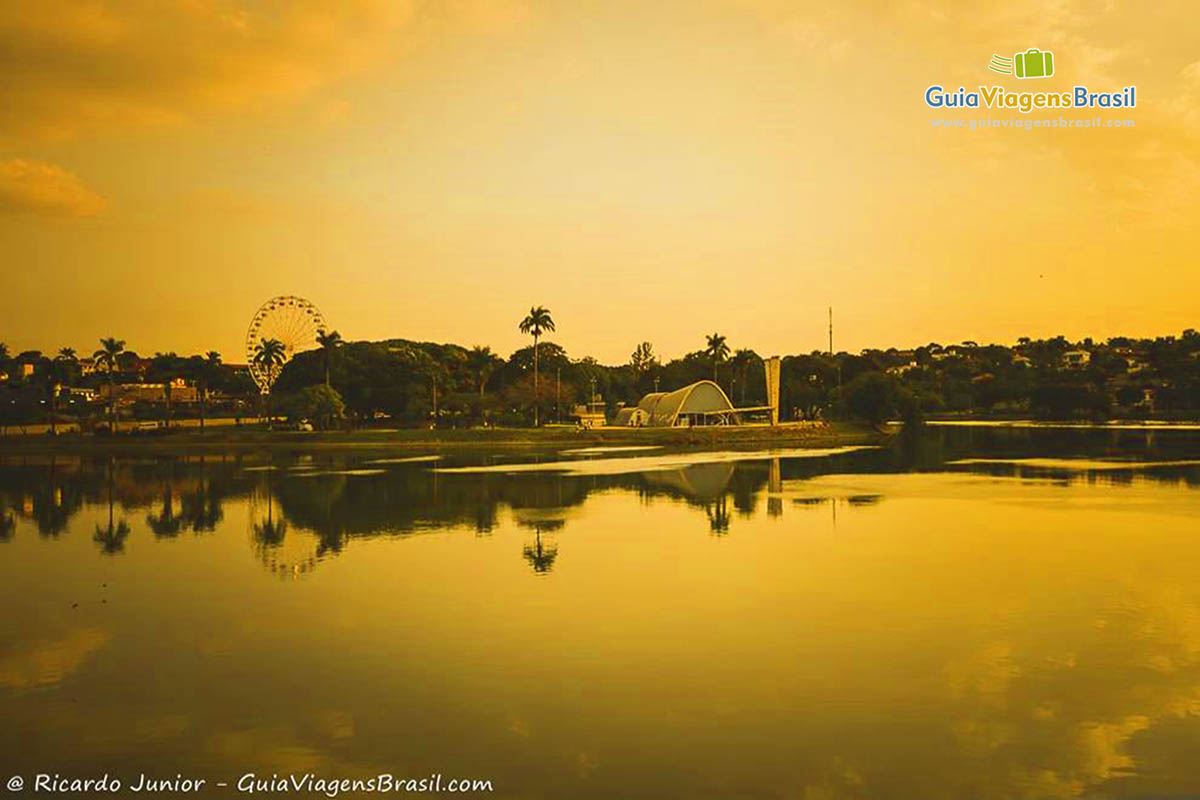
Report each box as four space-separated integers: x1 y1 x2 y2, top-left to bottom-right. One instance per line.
3 314 1200 430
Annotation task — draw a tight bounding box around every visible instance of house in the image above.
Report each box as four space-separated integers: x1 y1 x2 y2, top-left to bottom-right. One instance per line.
1062 350 1091 368
572 396 607 428
98 381 199 405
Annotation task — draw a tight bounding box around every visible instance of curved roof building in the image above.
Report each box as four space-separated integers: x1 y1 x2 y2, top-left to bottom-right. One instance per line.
632 380 738 427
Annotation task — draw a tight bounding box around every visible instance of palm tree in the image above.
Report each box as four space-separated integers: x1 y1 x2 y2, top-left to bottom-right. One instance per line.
316 330 343 388
253 338 286 424
705 333 730 385
518 306 555 426
468 345 500 398
93 337 125 430
56 347 77 362
630 341 657 373
195 351 221 430
731 348 759 404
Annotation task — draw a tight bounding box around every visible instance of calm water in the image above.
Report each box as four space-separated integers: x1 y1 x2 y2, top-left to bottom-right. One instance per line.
3 428 1200 799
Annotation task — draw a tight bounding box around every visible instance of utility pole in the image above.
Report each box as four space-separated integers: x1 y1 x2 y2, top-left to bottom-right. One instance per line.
555 367 560 424
828 306 833 356
830 306 842 418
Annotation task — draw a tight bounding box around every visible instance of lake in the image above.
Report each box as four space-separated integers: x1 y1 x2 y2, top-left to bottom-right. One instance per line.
2 427 1200 799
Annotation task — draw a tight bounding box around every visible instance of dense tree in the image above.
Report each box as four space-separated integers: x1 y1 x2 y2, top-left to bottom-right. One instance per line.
284 384 346 429
468 346 502 399
148 352 186 427
730 348 761 405
843 372 896 427
6 326 1200 432
186 351 223 429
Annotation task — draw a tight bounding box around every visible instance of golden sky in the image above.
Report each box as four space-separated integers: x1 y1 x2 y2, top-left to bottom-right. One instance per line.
0 0 1196 363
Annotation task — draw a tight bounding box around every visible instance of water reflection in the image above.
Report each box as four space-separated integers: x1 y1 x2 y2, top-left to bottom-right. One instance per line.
93 458 130 555
521 527 561 574
1 428 1200 797
1 427 1199 573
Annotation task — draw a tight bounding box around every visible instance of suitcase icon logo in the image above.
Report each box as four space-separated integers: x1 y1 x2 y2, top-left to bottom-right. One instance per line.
987 48 1055 79
1014 48 1054 78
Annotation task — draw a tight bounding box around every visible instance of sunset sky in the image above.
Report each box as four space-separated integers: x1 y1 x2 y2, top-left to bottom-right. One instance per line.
1 0 1196 364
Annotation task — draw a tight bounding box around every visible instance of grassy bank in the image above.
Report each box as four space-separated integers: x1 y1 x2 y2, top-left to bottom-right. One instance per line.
0 421 881 456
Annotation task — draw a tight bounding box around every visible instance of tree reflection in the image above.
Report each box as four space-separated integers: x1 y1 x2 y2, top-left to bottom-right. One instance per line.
93 459 130 555
705 494 731 535
251 472 329 579
146 482 183 538
0 427 1196 575
181 480 224 532
520 519 563 574
252 481 287 548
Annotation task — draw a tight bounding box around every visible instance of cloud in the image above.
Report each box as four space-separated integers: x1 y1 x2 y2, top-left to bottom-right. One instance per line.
0 158 108 217
0 0 419 142
0 0 534 144
0 627 110 688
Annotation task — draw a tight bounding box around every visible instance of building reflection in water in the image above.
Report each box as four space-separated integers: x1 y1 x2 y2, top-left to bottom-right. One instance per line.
768 457 783 518
642 462 738 535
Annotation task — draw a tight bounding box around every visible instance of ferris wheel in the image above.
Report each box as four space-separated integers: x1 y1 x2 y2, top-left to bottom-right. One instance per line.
245 295 327 393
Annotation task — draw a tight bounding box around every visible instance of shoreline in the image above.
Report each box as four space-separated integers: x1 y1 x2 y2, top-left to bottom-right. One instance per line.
0 421 883 455
923 419 1200 431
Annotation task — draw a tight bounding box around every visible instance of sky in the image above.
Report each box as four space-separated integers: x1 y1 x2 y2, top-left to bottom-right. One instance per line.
0 0 1196 365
